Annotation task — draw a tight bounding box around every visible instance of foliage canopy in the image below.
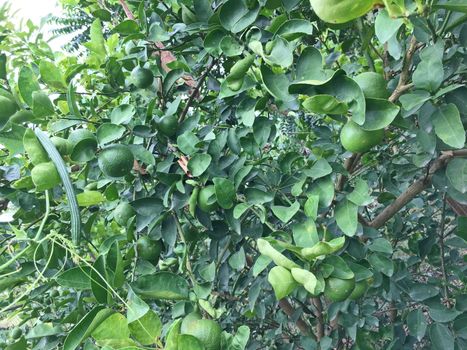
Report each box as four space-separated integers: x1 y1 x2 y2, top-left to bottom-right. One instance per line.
0 0 467 349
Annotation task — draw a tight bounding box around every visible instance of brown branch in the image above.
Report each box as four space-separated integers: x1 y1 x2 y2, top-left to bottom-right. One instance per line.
278 299 312 337
367 149 467 229
178 59 216 123
311 298 324 340
336 153 361 192
118 0 135 19
388 37 418 102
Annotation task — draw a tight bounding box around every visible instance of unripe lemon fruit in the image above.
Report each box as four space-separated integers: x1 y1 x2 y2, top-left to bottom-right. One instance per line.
136 236 162 263
31 162 61 191
324 277 356 302
340 121 384 153
181 312 222 350
309 0 378 24
156 114 178 137
98 144 134 178
131 67 154 89
113 202 135 226
354 72 389 99
198 185 218 213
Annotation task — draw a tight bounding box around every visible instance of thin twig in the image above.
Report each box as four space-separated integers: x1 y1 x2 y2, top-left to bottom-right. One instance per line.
439 193 449 299
178 59 216 123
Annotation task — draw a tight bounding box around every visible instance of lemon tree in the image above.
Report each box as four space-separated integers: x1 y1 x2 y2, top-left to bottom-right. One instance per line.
0 0 466 349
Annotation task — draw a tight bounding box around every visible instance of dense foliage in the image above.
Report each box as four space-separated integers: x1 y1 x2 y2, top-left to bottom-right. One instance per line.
0 0 466 349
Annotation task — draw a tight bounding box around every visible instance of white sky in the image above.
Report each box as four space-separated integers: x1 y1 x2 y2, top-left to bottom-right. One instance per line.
3 0 67 51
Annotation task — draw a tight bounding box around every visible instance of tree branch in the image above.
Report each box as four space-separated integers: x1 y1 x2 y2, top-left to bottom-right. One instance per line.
118 0 134 19
388 37 418 102
311 298 324 340
178 59 216 123
367 149 467 228
278 299 312 337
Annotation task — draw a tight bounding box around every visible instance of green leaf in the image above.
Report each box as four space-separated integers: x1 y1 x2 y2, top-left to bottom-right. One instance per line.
164 319 181 350
220 36 244 57
56 266 91 289
290 47 336 88
260 65 295 106
177 131 200 155
407 309 427 341
67 83 82 119
188 153 212 177
335 199 358 236
306 158 332 179
446 158 467 193
257 238 299 270
84 19 107 58
271 201 300 223
309 176 334 208
268 266 298 299
303 94 348 115
432 104 465 148
301 237 345 260
128 310 162 345
39 61 66 90
227 325 250 350
275 19 313 40
292 218 319 248
132 272 189 300
219 0 260 33
263 36 294 68
347 178 372 206
113 20 140 34
361 98 400 131
18 66 40 106
92 313 130 340
291 268 319 295
91 255 110 304
110 104 135 125
126 288 149 323
32 91 54 118
408 284 440 301
413 57 444 92
368 253 394 276
368 238 393 254
96 123 126 145
213 177 235 209
429 323 455 350
375 10 404 44
63 307 115 350
304 194 319 219
326 255 354 279
76 191 105 206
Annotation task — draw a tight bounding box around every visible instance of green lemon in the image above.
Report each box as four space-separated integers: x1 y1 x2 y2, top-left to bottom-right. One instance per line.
131 66 154 89
348 280 369 300
31 162 61 191
324 277 356 302
23 128 49 165
340 121 384 153
114 202 135 226
51 136 72 156
198 185 218 213
11 328 22 340
136 236 162 263
181 312 222 350
98 144 134 178
353 72 389 99
309 0 378 24
0 95 18 130
156 114 178 137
